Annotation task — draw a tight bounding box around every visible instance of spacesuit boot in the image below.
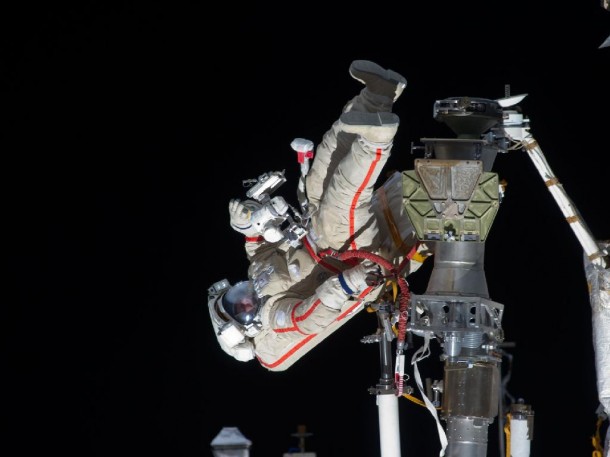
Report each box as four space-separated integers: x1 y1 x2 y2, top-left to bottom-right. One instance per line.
338 111 400 144
349 60 407 103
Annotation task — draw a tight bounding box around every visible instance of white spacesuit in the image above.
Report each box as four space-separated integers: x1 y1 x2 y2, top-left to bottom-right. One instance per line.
208 60 431 371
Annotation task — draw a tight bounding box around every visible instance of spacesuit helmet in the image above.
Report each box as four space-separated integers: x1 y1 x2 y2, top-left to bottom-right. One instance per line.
208 279 259 361
220 280 261 328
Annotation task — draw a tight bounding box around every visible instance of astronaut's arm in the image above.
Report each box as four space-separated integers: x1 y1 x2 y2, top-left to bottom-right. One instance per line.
253 263 379 371
228 198 262 238
268 262 378 333
228 197 295 261
209 309 256 362
214 330 256 362
243 234 269 260
225 198 272 260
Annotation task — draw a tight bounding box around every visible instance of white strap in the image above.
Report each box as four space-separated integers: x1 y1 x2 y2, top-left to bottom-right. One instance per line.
411 334 448 456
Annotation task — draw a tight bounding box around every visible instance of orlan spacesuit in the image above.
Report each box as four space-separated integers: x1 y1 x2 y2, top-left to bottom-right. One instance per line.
208 60 431 371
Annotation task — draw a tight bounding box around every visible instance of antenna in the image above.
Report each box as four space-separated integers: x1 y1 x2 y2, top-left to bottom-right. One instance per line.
285 424 315 456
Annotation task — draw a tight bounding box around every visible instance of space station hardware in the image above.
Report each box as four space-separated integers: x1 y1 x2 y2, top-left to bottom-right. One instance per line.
400 95 510 457
365 93 608 457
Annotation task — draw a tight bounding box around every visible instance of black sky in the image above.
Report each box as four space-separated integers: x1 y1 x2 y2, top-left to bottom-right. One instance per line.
4 2 610 457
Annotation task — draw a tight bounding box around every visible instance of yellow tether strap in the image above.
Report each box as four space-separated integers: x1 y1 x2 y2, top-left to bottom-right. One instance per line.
504 413 511 457
377 186 411 256
591 415 605 457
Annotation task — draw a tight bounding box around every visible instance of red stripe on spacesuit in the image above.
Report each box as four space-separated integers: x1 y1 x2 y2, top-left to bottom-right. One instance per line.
244 235 264 243
257 333 318 369
294 299 321 323
302 237 342 274
257 287 375 370
349 148 383 250
272 299 322 335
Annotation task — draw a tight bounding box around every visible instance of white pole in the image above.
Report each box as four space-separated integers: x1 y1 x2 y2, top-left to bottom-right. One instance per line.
378 394 402 457
509 417 532 457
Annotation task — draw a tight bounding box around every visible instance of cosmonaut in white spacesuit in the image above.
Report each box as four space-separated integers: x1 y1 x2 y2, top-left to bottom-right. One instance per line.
208 60 431 371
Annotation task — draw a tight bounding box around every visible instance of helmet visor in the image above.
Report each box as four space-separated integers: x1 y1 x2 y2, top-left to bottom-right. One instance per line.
221 281 260 326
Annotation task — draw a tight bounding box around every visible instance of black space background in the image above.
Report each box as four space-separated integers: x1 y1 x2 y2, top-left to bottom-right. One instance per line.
3 2 610 457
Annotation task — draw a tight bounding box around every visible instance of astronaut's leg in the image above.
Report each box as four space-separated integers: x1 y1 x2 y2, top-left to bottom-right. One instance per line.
344 60 407 112
313 111 400 252
305 61 406 212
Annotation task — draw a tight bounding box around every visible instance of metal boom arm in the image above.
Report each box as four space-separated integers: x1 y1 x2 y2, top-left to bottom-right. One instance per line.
501 111 608 269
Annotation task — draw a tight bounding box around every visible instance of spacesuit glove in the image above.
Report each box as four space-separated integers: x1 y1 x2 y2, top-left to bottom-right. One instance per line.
228 341 256 362
339 260 381 296
228 198 262 238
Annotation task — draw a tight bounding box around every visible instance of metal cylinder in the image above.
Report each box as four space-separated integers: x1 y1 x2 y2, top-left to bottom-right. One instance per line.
443 361 499 418
445 416 490 457
426 241 489 298
442 362 499 457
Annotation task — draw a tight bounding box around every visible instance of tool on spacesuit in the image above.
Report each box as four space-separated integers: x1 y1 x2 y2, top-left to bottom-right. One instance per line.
243 170 287 201
290 138 314 215
237 170 308 247
290 138 314 171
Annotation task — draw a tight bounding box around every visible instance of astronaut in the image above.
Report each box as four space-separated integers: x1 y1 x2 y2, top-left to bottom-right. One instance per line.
208 60 431 371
